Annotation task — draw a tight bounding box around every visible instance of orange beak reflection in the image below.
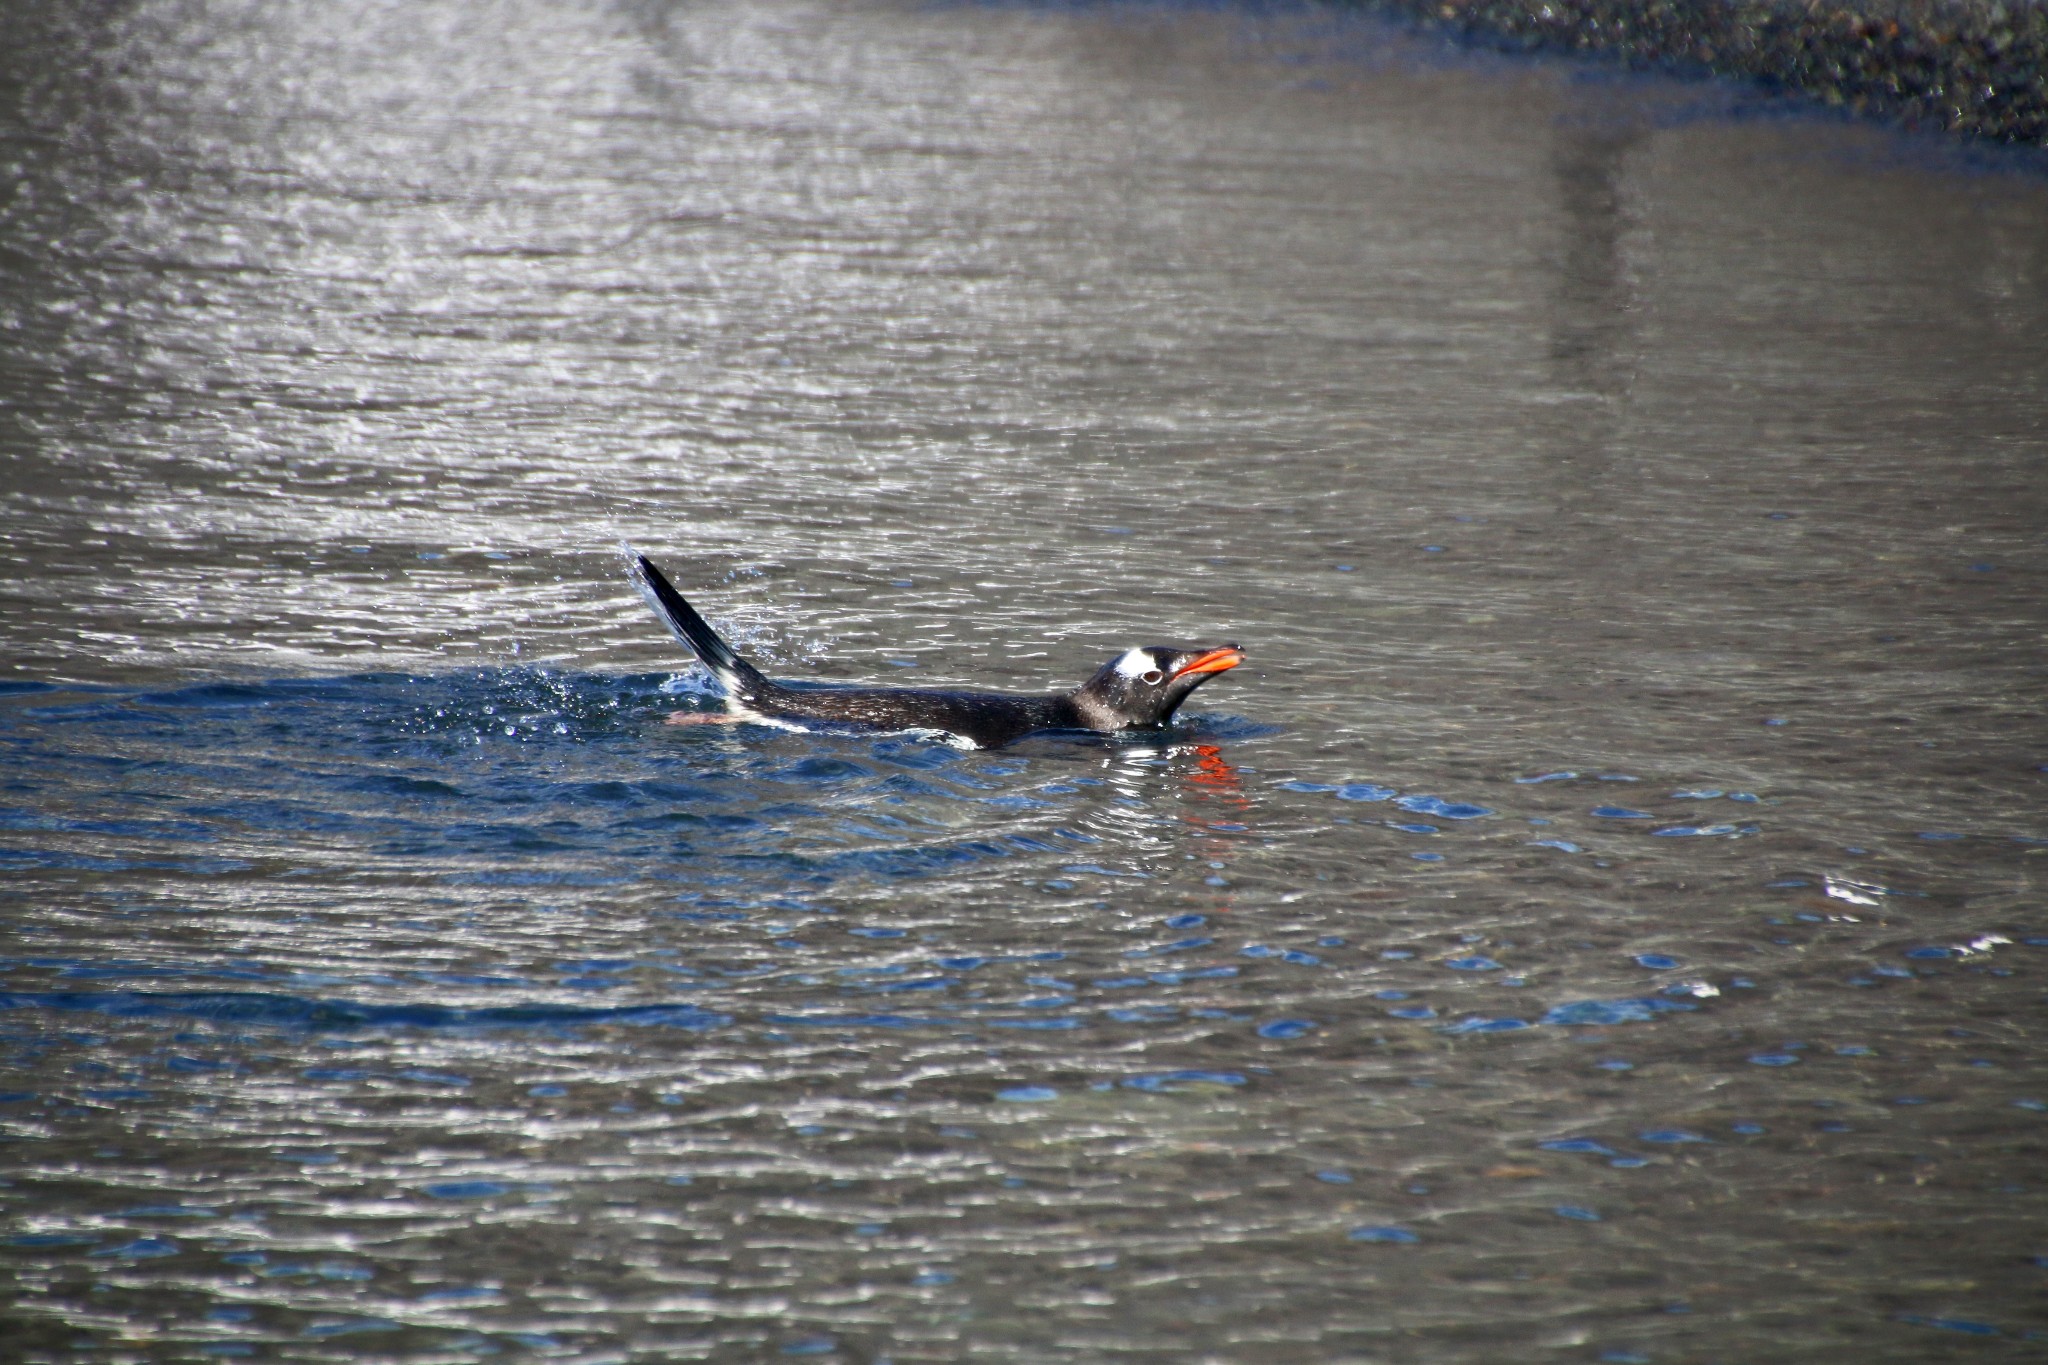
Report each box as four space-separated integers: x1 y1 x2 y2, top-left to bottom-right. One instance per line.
1172 646 1245 680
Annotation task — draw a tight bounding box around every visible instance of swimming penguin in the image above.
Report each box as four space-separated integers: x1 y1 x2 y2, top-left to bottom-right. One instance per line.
630 554 1244 749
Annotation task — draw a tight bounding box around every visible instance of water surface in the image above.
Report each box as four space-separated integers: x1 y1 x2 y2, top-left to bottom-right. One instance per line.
3 1 2046 1361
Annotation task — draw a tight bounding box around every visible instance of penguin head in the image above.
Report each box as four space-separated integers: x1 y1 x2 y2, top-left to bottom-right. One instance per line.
1074 643 1245 729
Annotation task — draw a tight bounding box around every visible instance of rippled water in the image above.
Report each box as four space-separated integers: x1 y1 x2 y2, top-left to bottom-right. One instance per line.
4 0 2047 1360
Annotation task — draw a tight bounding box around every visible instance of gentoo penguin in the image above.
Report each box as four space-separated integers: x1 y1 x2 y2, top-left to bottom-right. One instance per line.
631 554 1243 749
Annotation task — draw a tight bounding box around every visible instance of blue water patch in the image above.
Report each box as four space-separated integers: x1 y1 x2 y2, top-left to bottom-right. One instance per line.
1591 807 1654 820
1539 1138 1615 1155
1896 1314 2002 1337
1256 1018 1316 1039
996 1086 1058 1102
1441 1016 1531 1034
49 960 285 986
0 848 258 876
9 1232 98 1247
782 1335 839 1355
423 1181 511 1200
1541 998 1699 1027
266 1261 374 1283
554 959 634 975
1348 1226 1419 1244
302 1318 402 1338
1239 945 1317 968
1121 1071 1246 1092
134 680 293 710
1394 795 1492 819
91 1237 179 1259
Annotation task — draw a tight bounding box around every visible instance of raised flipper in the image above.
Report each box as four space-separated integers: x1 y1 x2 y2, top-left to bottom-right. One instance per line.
630 554 775 704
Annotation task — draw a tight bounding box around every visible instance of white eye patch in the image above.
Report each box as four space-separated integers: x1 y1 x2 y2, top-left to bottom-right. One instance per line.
1112 647 1155 679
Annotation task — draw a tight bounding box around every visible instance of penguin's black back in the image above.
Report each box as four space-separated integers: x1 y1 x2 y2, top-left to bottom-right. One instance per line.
754 685 1083 749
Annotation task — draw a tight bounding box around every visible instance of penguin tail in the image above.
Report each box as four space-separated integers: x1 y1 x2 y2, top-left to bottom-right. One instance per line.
629 553 775 703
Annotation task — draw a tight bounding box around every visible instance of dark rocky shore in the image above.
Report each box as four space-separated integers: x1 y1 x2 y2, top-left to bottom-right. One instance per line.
1369 0 2046 144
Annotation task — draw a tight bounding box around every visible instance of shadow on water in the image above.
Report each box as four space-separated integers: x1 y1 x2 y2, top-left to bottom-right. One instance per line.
1 0 2046 1361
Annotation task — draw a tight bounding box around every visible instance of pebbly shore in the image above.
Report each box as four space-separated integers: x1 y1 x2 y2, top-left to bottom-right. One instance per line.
1366 0 2047 144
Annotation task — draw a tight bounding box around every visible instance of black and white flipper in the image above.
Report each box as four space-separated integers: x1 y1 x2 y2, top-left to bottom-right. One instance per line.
629 553 775 705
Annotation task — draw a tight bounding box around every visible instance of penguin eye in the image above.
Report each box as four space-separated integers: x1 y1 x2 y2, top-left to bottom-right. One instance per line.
1140 669 1165 686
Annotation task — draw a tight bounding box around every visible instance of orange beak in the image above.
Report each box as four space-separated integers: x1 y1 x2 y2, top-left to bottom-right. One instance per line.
1172 646 1245 679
